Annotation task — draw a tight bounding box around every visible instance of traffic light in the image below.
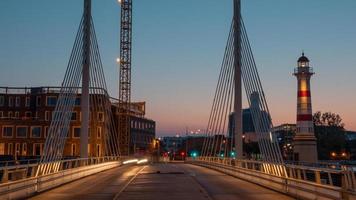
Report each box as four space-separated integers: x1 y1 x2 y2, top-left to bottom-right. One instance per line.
230 151 235 157
190 151 198 158
181 152 185 156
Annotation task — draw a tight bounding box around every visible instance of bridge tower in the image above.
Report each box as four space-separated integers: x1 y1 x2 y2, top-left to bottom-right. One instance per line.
293 53 318 163
233 0 243 159
80 0 91 158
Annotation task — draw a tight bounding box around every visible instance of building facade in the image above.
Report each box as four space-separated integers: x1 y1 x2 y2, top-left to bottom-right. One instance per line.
0 87 155 160
272 123 296 160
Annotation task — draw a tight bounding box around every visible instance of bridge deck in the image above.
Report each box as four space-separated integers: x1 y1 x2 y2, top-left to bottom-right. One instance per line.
30 163 294 200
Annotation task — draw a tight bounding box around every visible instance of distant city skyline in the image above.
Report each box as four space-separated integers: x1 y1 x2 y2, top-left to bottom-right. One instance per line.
1 0 356 136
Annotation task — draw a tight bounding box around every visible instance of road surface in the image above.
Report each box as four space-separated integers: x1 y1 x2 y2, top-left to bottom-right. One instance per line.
30 163 294 200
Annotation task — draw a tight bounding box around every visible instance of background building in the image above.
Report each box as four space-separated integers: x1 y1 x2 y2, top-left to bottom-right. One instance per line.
0 87 155 160
272 124 296 160
345 131 356 160
161 136 183 155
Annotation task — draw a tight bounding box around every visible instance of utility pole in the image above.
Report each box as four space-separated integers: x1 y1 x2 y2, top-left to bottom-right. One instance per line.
118 0 133 156
233 0 243 160
80 0 91 159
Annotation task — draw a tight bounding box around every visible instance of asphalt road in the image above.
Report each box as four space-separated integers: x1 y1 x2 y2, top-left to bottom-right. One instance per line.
30 163 295 200
29 164 144 200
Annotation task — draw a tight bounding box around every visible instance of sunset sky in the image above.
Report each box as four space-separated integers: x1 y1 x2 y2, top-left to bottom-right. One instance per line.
1 0 355 136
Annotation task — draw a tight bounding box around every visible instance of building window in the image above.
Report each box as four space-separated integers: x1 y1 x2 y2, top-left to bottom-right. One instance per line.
44 126 49 138
0 111 3 118
15 112 19 119
25 111 32 118
96 144 101 157
33 143 42 156
15 96 20 107
71 143 76 156
25 97 30 107
71 112 77 121
36 96 41 106
15 143 21 157
75 97 81 106
3 126 13 138
8 143 13 155
8 97 14 107
16 126 27 138
22 143 27 156
97 127 102 139
35 111 39 119
88 144 91 156
46 96 57 106
98 97 103 105
0 143 4 155
0 96 4 107
45 111 50 121
8 111 13 118
73 127 81 138
97 112 104 122
31 126 41 138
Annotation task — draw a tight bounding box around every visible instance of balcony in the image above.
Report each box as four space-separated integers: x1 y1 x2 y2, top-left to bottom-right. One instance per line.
294 67 314 75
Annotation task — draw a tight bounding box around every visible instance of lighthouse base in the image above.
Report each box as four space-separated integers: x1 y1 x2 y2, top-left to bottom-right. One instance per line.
293 136 318 163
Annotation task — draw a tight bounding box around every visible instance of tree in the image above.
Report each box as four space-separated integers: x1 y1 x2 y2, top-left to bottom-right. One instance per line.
313 111 344 128
313 111 346 160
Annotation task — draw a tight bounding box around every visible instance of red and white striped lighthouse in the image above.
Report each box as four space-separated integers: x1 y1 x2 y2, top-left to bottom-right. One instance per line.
293 53 318 163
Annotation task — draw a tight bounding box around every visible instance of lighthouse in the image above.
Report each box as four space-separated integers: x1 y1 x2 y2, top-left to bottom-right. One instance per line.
293 53 318 163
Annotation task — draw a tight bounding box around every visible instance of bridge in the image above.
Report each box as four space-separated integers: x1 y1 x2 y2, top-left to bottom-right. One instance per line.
0 0 355 200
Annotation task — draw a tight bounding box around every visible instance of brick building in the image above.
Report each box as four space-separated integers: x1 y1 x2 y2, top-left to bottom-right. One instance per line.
0 87 155 160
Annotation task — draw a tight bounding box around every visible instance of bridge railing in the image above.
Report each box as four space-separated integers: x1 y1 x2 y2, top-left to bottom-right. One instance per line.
188 157 356 199
0 156 122 183
0 156 128 199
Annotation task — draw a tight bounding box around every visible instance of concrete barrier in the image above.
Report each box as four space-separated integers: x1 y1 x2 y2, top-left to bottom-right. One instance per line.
0 161 121 200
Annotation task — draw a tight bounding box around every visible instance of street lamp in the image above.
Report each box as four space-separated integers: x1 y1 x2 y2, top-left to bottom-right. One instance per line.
331 152 337 158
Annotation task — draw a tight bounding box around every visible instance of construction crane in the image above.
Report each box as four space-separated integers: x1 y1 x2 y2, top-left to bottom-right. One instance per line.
117 0 132 156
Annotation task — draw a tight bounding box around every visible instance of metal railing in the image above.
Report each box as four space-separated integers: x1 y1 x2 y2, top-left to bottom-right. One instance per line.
0 157 129 200
0 156 122 183
294 66 314 74
188 157 356 198
0 158 40 167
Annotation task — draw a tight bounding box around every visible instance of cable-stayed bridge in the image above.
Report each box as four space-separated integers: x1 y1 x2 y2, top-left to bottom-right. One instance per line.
0 0 355 199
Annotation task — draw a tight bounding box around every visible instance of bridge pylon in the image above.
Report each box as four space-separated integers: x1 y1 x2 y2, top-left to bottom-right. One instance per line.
201 0 285 166
36 0 121 177
233 0 243 159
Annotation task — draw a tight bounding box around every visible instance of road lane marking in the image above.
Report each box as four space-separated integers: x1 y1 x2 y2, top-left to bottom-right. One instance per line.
112 165 147 200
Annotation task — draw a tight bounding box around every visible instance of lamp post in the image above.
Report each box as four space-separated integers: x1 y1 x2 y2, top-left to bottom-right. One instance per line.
155 139 160 162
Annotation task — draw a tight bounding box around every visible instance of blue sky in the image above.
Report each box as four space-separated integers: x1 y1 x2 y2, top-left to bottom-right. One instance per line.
1 0 356 135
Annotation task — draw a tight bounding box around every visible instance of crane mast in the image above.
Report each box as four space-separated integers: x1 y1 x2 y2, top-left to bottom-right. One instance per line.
118 0 132 156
